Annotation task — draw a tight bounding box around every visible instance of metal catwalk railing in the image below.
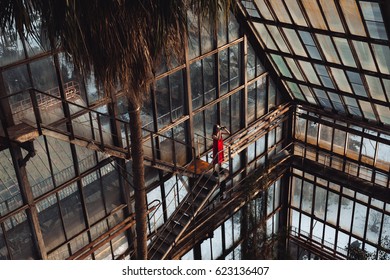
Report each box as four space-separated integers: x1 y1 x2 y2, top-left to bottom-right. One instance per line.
1 86 199 177
1 85 292 259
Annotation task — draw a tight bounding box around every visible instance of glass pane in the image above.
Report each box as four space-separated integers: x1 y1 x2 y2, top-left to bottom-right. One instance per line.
339 197 353 231
372 44 390 75
0 149 23 216
326 191 339 226
271 54 292 78
200 15 214 54
301 0 327 30
330 68 352 93
366 21 387 40
228 11 240 42
346 71 367 97
267 25 290 53
37 195 66 252
375 105 390 125
300 85 317 105
360 1 388 40
0 29 26 67
254 0 274 20
299 31 322 60
268 1 292 23
253 23 277 50
187 11 200 59
340 0 367 36
4 212 37 259
359 100 377 121
333 37 356 67
319 0 345 32
352 202 367 239
343 96 362 117
365 75 386 101
301 180 314 214
299 61 320 85
190 61 202 110
229 45 241 91
284 0 308 26
59 184 86 238
333 129 346 153
314 186 327 220
316 34 340 64
353 41 377 72
319 124 332 150
283 28 307 57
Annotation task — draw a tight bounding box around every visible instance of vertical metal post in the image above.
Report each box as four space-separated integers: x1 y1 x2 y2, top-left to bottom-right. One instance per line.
29 89 43 135
150 131 156 165
96 114 105 151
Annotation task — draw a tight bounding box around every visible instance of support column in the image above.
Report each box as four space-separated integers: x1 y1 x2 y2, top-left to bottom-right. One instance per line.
0 77 47 259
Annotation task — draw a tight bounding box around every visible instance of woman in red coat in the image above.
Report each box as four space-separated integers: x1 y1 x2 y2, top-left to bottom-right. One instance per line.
212 124 230 174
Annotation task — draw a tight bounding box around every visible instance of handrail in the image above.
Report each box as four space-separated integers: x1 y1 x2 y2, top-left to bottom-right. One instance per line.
147 147 229 259
3 86 201 175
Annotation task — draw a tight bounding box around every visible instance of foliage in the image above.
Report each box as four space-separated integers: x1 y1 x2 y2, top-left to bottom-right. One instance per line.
345 236 390 260
0 0 236 97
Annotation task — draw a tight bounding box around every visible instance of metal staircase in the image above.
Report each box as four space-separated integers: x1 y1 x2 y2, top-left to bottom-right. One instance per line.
147 154 229 260
2 84 291 260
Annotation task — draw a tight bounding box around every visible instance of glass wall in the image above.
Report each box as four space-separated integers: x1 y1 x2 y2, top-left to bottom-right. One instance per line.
0 8 287 260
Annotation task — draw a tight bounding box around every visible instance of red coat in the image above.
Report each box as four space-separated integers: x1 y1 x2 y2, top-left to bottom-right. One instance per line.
213 136 224 164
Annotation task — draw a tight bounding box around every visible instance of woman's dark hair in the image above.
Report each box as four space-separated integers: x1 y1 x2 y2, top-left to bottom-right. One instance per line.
213 124 220 135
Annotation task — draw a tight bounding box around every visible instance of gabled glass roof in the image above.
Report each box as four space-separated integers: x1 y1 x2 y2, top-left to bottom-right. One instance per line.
240 0 390 125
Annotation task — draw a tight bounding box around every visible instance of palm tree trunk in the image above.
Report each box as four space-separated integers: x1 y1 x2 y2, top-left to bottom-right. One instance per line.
128 99 148 260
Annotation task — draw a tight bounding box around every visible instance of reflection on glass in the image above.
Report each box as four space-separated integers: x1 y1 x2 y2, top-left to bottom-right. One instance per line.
372 44 390 75
346 71 367 97
0 29 26 67
339 197 353 231
352 202 367 239
187 11 200 60
283 28 307 57
343 96 362 117
59 183 86 238
319 0 344 32
299 61 320 85
365 75 386 101
353 41 377 72
313 88 332 108
284 0 307 26
254 0 273 20
286 58 304 81
254 23 277 50
328 92 346 113
359 1 388 40
37 195 67 252
299 31 322 60
267 25 289 53
326 191 339 226
301 0 327 30
339 0 366 37
316 34 340 64
301 180 313 214
268 1 292 23
333 37 356 68
300 85 317 105
314 186 326 220
359 100 376 121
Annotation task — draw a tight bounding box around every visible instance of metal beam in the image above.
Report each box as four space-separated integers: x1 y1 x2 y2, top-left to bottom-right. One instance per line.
291 156 390 204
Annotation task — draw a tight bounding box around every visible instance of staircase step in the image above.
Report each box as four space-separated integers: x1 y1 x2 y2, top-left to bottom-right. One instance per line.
166 222 183 236
153 238 171 254
174 211 191 226
148 248 163 260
